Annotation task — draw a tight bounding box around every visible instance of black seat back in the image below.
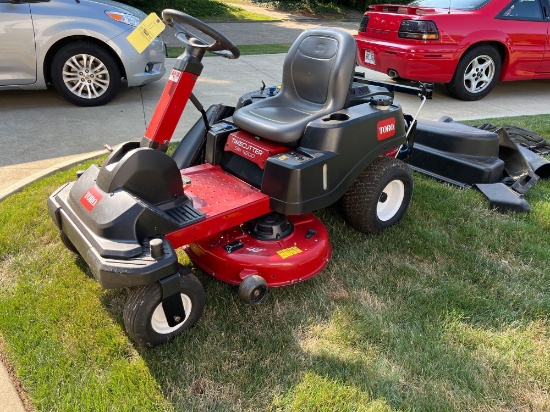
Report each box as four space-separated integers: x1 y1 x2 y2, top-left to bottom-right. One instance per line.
232 29 357 143
282 28 357 110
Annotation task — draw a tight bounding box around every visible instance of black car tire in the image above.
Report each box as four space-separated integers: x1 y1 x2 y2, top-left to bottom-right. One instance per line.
342 156 413 235
51 42 121 107
123 269 205 347
446 45 501 101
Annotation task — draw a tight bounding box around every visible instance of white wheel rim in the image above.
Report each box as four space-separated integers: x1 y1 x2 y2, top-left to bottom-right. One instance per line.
377 179 405 222
62 53 110 99
463 54 495 94
151 294 192 335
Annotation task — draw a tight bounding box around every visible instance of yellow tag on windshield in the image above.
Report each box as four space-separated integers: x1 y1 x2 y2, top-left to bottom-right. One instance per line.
127 13 165 54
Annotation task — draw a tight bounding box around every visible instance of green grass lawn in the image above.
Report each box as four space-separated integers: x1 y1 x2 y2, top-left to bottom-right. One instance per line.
0 115 548 411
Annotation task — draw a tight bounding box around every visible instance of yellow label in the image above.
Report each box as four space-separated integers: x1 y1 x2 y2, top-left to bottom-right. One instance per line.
127 13 166 54
278 155 288 161
277 246 303 259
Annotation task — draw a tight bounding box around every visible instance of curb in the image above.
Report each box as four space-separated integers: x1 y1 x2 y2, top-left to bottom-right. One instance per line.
0 150 106 203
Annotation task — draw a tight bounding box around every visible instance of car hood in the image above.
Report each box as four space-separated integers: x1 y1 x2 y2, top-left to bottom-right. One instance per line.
83 0 147 20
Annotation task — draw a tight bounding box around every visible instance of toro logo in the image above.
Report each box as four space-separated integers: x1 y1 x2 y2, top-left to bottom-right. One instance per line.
377 118 396 141
80 187 103 212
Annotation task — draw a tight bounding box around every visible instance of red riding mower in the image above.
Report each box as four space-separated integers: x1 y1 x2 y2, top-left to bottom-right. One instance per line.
48 10 431 347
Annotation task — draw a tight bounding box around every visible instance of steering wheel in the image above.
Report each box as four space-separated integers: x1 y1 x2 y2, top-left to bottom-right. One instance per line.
162 9 240 59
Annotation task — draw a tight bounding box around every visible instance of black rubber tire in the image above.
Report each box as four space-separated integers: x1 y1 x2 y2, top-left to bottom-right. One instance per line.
446 45 501 101
123 269 205 347
238 275 268 305
51 42 121 107
342 156 413 234
60 231 78 254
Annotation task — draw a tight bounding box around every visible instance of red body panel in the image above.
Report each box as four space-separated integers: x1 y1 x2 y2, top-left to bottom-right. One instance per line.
165 164 272 248
143 69 198 146
354 0 550 83
185 213 332 287
224 131 289 169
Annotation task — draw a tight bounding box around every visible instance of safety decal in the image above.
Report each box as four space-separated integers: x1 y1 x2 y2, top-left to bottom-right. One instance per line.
168 69 182 83
377 117 396 141
277 246 303 259
80 187 103 212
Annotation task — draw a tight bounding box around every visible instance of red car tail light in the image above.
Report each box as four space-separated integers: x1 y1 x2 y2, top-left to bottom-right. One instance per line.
358 15 370 32
398 20 439 40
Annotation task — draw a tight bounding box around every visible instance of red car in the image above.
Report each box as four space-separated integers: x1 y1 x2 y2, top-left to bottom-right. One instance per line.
354 0 550 100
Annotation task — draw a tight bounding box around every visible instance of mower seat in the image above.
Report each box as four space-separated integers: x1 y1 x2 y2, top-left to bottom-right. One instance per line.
232 28 357 144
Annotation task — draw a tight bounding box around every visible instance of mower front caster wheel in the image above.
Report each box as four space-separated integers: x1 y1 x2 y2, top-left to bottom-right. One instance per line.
238 275 268 305
123 269 205 347
343 156 413 234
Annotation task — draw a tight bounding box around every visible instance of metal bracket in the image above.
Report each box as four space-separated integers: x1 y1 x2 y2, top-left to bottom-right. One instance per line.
511 170 539 195
159 273 186 327
353 73 433 99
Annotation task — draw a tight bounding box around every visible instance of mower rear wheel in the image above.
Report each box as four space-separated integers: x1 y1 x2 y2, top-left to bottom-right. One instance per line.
343 156 413 234
123 268 205 347
238 275 268 305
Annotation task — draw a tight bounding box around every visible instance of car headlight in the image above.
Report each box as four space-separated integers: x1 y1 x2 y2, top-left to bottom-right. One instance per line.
105 11 141 27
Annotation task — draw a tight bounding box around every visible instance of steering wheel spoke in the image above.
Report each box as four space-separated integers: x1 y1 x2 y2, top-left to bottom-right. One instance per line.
162 9 240 59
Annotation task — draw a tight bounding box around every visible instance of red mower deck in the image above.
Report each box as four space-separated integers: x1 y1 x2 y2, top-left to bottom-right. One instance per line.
186 213 332 287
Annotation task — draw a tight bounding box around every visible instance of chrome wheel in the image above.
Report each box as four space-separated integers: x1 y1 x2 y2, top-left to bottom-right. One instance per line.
51 42 121 106
462 54 495 94
446 45 501 101
62 53 110 100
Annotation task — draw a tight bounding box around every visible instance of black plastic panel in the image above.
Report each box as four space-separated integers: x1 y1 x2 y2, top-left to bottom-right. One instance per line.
406 120 505 186
262 102 408 214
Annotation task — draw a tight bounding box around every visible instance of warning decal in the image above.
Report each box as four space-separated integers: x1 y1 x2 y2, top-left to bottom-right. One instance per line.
277 246 303 259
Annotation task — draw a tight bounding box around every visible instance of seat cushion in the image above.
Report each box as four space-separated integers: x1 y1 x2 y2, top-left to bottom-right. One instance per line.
232 103 320 143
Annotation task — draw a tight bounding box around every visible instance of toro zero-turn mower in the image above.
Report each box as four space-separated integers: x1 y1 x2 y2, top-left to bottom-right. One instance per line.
48 10 431 347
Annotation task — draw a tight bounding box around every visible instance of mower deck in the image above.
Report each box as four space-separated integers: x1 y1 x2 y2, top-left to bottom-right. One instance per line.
173 164 332 288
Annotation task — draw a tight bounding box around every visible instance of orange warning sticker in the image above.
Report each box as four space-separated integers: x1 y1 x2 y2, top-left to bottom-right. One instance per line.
277 246 303 259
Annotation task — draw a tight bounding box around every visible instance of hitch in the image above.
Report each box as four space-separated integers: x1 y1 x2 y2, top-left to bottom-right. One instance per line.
354 72 433 100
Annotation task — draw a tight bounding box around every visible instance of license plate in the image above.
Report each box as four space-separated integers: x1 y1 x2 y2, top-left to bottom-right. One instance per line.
364 50 375 65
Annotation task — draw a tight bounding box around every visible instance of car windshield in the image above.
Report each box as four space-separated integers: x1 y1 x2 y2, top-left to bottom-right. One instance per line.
409 0 490 9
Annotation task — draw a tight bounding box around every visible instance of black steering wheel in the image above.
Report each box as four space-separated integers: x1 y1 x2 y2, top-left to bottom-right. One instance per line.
162 9 240 59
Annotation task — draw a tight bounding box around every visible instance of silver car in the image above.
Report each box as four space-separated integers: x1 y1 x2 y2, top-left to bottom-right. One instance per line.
0 0 166 106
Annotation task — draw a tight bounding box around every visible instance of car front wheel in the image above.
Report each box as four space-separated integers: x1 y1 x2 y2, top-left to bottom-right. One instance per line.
51 42 121 107
446 45 501 101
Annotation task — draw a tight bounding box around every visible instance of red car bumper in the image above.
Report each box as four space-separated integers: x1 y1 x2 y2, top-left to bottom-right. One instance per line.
354 35 458 83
